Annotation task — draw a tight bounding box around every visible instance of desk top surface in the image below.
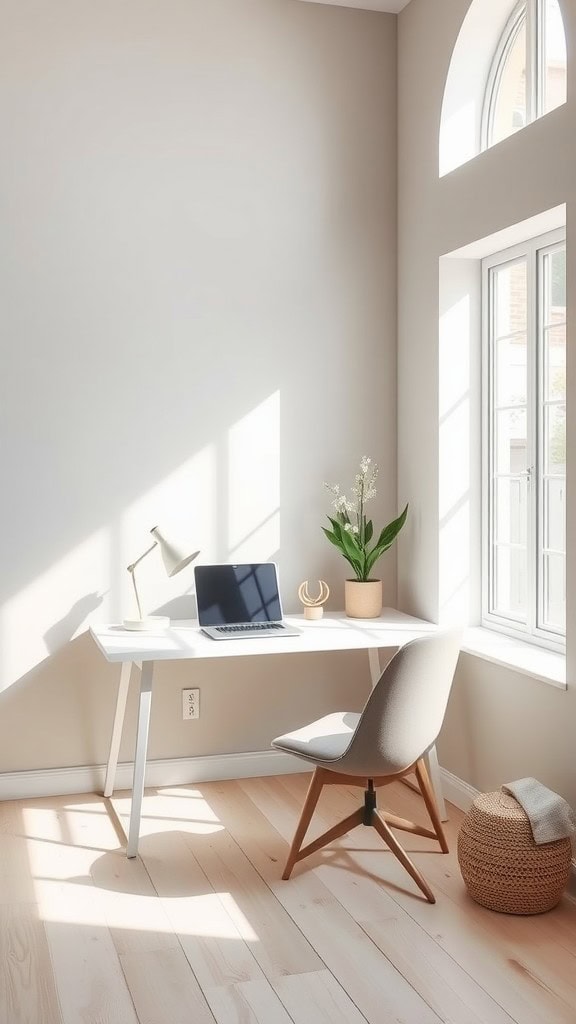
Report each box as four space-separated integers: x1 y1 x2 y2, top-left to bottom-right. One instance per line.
90 608 434 663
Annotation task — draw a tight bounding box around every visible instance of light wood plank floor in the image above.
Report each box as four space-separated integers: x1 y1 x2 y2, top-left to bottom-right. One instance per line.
1 775 575 1024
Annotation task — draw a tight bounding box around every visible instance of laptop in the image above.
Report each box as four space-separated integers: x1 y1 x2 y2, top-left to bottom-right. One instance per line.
194 562 301 640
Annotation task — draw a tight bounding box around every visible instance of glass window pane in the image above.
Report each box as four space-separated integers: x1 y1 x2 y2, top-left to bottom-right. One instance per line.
543 0 567 115
494 260 527 336
495 335 527 406
545 404 566 475
544 478 565 553
543 248 566 324
493 545 528 621
495 408 527 474
544 325 566 401
495 478 528 545
491 15 527 145
486 234 566 644
541 552 565 632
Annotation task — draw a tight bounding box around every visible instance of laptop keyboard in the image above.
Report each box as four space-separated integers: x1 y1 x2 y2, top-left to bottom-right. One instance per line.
215 622 285 634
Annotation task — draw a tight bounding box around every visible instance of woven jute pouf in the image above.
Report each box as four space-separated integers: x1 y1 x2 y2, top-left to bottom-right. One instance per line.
457 789 572 914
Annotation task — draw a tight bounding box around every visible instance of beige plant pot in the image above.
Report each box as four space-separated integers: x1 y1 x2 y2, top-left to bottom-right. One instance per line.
344 579 383 619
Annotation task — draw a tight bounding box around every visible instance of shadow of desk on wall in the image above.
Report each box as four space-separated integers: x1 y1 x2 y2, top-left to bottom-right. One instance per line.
90 609 443 858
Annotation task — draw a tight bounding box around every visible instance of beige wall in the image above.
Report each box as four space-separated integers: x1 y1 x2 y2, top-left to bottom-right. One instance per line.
0 0 397 774
6 0 567 801
397 0 576 805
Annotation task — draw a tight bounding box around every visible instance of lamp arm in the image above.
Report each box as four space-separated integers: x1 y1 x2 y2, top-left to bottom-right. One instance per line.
126 541 157 574
129 567 143 620
126 541 158 621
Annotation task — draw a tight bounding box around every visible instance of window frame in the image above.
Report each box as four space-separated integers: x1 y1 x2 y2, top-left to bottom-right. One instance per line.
481 228 566 652
481 0 565 151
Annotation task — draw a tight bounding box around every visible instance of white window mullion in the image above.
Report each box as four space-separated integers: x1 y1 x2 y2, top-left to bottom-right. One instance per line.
536 244 546 633
526 0 539 122
481 263 492 626
483 250 530 633
535 239 567 642
526 244 538 635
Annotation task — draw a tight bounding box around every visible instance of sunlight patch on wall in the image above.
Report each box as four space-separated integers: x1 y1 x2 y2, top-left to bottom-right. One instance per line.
0 528 109 693
0 398 282 692
121 445 217 620
438 260 481 625
228 391 280 561
439 101 477 178
439 296 470 520
439 502 471 621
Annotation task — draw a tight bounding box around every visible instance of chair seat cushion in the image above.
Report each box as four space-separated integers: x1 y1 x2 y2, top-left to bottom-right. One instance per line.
272 711 360 764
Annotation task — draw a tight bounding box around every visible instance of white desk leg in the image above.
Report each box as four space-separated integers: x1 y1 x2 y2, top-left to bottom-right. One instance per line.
127 660 154 859
367 648 448 822
104 661 133 798
368 648 381 689
423 746 447 822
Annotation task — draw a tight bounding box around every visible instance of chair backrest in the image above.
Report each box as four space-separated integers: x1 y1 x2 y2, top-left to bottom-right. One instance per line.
341 630 462 777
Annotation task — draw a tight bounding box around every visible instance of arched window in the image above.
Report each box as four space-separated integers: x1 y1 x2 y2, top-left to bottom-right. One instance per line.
483 0 567 149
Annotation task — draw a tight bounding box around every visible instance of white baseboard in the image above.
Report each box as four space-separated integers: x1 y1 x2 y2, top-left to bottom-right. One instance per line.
0 749 305 802
439 767 480 811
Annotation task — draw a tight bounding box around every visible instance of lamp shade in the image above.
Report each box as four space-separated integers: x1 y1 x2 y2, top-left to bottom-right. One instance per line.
150 526 200 577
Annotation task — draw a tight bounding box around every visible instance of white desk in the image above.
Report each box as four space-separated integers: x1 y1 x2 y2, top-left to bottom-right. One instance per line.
90 608 444 857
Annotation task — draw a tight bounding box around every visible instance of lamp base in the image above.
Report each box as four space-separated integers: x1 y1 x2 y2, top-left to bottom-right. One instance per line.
122 615 171 631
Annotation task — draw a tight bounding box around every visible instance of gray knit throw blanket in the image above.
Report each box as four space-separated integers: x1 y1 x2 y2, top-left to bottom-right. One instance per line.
502 777 576 844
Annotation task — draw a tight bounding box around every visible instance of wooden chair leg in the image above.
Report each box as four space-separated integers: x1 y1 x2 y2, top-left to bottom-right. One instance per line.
282 768 325 879
372 811 436 904
296 808 364 863
415 758 449 853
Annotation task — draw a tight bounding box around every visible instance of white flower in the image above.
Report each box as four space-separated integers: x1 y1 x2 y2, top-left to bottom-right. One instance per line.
344 523 359 534
325 457 378 520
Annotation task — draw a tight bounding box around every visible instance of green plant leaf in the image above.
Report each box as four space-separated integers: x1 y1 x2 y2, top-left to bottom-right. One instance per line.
347 557 363 578
340 547 363 575
340 527 363 562
372 503 409 552
364 504 409 575
322 526 338 543
322 528 361 576
364 546 384 577
323 499 407 583
327 516 349 544
322 526 345 552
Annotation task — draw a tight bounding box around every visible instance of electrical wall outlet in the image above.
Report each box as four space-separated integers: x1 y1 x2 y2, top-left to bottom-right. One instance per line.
182 688 200 720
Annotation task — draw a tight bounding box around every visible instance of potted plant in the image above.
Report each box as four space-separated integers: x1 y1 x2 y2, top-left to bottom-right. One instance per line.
323 456 408 618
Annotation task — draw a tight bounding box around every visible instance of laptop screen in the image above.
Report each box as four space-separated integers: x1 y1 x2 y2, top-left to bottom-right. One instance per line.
195 563 283 626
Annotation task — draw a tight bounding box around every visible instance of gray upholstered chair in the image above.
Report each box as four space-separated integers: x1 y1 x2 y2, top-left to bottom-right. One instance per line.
272 630 461 903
